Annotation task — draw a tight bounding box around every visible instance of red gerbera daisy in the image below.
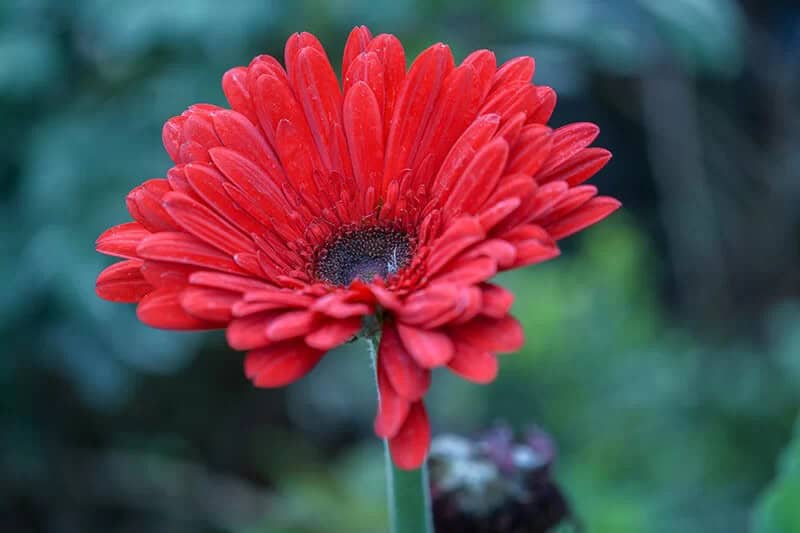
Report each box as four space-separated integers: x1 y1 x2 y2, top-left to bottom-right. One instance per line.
95 26 619 469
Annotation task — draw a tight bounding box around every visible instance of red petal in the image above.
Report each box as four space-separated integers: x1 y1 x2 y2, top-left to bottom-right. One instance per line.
512 239 560 268
244 289 314 308
137 232 245 274
447 344 499 384
538 123 600 176
532 178 570 214
492 316 526 352
431 256 497 286
389 401 431 470
342 25 373 76
244 339 325 387
221 183 293 240
137 288 220 330
343 51 385 111
541 185 598 224
162 191 255 255
311 293 371 318
411 63 486 174
230 253 262 280
343 81 384 196
96 260 151 303
545 196 621 240
480 82 537 123
427 286 483 328
477 198 521 233
443 138 509 217
189 271 272 293
162 116 185 164
247 54 289 99
305 317 362 350
232 252 263 279
367 34 406 141
183 163 267 236
273 117 319 198
383 43 454 191
481 283 514 318
539 147 611 186
484 174 536 212
232 300 293 317
248 70 291 145
179 287 238 322
222 66 258 126
448 315 525 353
368 283 403 312
178 141 211 165
461 49 497 102
494 111 527 146
527 86 557 124
166 166 196 198
96 222 150 259
395 322 454 368
140 260 196 289
508 124 553 176
126 179 179 233
431 114 500 199
374 363 411 439
265 310 316 341
284 32 328 82
491 56 535 91
426 217 485 277
501 223 552 243
379 321 431 400
211 109 285 182
292 46 348 174
252 73 323 183
184 109 221 143
396 284 460 326
465 239 517 269
208 147 291 221
226 312 275 350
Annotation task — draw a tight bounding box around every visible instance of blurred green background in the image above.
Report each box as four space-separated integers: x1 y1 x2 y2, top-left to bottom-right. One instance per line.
2 0 799 531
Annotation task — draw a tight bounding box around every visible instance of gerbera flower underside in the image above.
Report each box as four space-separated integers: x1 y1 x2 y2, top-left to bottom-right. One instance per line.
95 26 620 469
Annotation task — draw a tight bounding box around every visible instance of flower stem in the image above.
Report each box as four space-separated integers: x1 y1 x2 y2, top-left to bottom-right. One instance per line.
365 334 434 533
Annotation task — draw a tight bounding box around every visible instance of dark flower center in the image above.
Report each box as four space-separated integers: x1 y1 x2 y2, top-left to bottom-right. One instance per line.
315 227 412 286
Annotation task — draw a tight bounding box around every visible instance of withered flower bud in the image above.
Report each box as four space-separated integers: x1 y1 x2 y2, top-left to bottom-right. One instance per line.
429 425 572 533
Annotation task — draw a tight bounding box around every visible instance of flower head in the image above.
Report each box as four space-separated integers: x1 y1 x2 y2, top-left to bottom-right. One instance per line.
429 426 570 532
95 26 620 469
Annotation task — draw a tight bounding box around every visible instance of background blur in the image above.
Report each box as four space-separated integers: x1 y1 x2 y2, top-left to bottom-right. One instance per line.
2 1 799 532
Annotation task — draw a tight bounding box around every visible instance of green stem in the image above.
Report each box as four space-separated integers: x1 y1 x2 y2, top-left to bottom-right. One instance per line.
365 335 434 533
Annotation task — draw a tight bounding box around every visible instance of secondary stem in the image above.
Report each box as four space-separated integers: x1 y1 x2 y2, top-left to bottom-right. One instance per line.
365 334 434 533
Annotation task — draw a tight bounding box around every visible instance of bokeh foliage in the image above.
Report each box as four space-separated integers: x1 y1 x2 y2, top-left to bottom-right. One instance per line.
754 417 800 533
2 1 799 532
